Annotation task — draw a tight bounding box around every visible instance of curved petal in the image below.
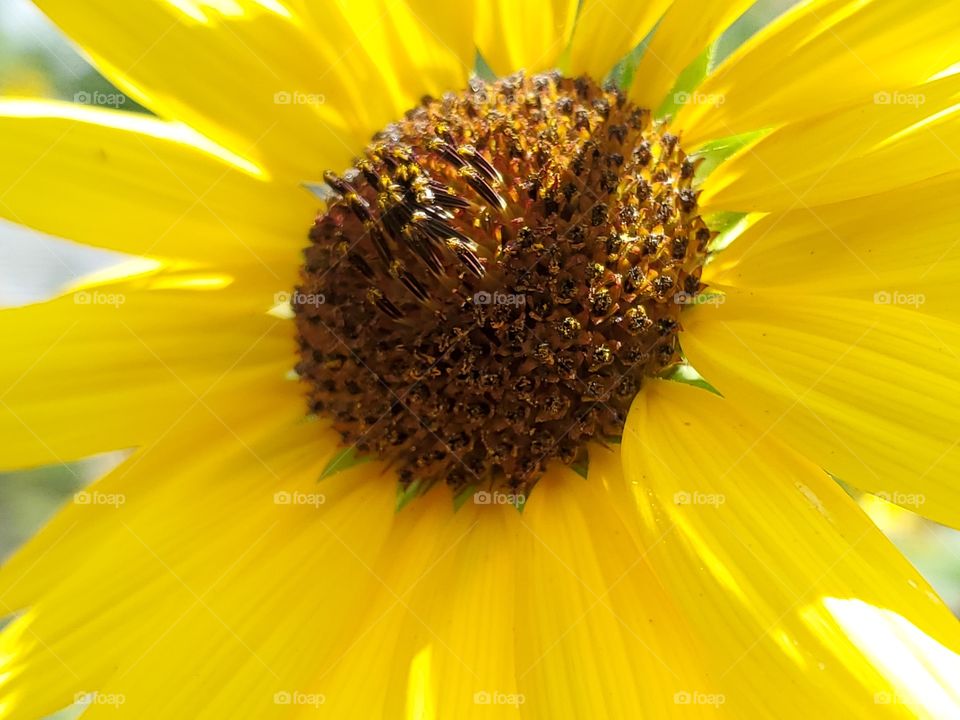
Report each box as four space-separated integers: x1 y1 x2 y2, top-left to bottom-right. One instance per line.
0 100 311 278
704 172 960 320
309 494 523 719
0 411 388 719
302 467 709 719
514 467 708 719
628 0 753 110
297 0 474 103
567 0 671 80
622 379 960 717
1 440 708 718
34 0 463 179
474 0 577 76
699 73 960 213
0 276 293 471
674 0 960 148
682 286 960 529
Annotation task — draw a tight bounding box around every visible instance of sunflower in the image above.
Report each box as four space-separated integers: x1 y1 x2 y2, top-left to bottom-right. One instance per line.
2 0 960 717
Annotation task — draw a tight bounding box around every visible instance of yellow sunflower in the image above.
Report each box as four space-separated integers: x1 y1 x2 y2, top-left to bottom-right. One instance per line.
3 0 960 717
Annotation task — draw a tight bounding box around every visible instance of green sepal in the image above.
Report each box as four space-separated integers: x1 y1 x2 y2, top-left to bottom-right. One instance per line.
319 446 371 481
660 361 722 397
396 478 424 512
452 483 478 512
655 45 712 119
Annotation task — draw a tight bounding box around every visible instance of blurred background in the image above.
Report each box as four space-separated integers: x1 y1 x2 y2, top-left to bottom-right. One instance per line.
1 9 959 714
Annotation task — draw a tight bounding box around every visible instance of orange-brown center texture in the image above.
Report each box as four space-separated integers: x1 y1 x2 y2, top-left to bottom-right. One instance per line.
294 72 710 496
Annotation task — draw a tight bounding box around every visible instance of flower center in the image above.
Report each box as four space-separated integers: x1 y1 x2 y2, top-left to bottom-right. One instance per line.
294 72 708 496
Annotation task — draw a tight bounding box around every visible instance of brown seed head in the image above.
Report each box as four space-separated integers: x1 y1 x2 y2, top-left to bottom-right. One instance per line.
294 72 710 497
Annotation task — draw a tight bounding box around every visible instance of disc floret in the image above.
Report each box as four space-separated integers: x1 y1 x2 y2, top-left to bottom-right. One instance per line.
295 72 709 496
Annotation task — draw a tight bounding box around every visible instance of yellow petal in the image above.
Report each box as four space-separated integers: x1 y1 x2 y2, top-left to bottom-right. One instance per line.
0 444 707 717
474 0 577 76
682 286 960 529
567 0 671 80
314 495 522 719
317 467 708 718
623 379 960 717
514 467 707 718
33 0 439 179
699 73 960 212
704 173 960 320
629 0 753 110
298 0 474 108
0 278 292 471
674 0 960 148
0 409 389 719
1 423 512 718
0 100 310 276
